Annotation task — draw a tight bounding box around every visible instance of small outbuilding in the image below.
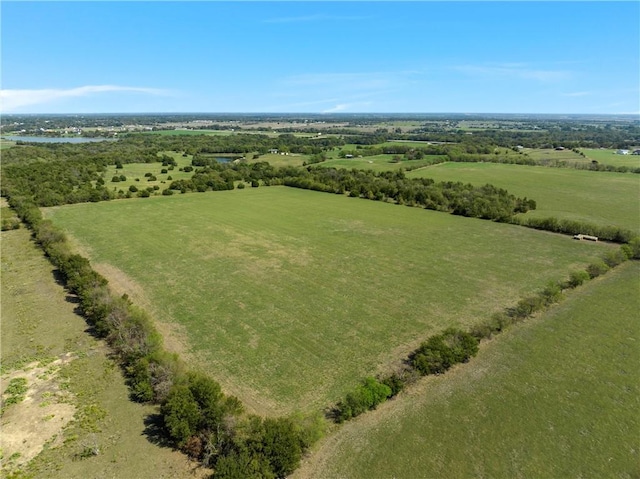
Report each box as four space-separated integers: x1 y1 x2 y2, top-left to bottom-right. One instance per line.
573 234 598 242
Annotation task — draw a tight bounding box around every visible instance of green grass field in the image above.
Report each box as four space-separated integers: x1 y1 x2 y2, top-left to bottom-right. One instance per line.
320 154 445 172
0 139 17 149
581 148 640 168
524 147 585 163
44 187 612 415
296 261 640 479
100 151 195 193
1 228 200 478
408 162 640 232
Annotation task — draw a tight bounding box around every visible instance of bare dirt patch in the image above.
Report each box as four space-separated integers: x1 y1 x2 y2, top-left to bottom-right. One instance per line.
1 354 76 473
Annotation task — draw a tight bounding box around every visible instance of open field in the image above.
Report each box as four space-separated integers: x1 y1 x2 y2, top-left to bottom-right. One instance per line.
296 260 640 479
100 151 194 192
144 129 320 138
320 154 445 172
408 162 640 232
581 148 640 168
249 152 309 167
44 187 613 415
524 147 585 163
0 139 17 149
1 228 202 478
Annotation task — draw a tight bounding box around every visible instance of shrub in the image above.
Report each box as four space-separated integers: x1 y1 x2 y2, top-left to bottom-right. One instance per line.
162 188 174 196
334 377 392 422
602 248 628 268
586 260 609 278
566 270 590 288
410 328 479 376
129 185 138 192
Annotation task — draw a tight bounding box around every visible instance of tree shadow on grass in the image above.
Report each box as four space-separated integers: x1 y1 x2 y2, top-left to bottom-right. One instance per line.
143 413 174 449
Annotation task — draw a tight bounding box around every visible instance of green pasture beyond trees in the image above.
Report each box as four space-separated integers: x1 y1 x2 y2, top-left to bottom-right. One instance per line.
581 148 640 168
43 187 613 415
298 261 640 479
408 162 640 232
320 154 444 172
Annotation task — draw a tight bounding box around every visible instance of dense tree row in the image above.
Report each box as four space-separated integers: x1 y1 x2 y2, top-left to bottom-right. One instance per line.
280 168 536 221
6 195 322 478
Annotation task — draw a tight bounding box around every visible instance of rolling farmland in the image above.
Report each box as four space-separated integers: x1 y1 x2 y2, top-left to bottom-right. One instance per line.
44 187 613 415
408 162 640 231
296 261 640 479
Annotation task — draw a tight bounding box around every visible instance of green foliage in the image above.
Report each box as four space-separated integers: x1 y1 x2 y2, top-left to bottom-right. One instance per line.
410 329 479 376
2 377 28 410
567 270 590 288
335 377 392 422
161 385 201 447
586 260 610 279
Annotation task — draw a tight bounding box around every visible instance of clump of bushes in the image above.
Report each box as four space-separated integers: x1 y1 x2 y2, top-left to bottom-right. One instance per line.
334 378 392 422
409 328 479 375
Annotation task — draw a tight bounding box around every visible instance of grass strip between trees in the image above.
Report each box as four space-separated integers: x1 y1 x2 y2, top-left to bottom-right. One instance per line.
6 195 324 479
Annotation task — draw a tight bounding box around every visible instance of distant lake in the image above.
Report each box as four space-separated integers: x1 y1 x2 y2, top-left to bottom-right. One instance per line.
2 136 112 144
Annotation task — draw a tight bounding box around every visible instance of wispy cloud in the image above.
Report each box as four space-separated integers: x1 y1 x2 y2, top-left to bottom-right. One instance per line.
264 14 371 24
0 85 170 112
453 63 570 82
322 102 372 114
273 70 421 112
562 91 593 97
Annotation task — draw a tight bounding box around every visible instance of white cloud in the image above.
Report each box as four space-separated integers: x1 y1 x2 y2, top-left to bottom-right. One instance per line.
322 102 372 113
0 85 169 112
562 91 593 97
453 63 570 82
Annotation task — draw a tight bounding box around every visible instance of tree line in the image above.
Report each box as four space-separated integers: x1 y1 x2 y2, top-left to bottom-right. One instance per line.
6 195 324 478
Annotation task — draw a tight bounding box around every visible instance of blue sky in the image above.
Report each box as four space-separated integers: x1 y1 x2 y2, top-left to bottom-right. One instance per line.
1 1 638 114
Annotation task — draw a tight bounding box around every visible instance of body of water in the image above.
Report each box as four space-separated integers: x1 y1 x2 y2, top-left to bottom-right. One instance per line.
2 136 112 144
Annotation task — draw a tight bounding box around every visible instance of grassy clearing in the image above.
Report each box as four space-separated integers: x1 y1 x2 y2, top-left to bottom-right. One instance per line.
581 148 640 168
44 187 612 415
0 139 17 149
249 152 309 167
320 154 445 172
100 151 194 193
0 227 203 478
524 147 585 163
296 261 640 479
408 162 640 232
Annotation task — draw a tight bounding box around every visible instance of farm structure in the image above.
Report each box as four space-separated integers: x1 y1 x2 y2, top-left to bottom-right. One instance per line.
573 234 598 241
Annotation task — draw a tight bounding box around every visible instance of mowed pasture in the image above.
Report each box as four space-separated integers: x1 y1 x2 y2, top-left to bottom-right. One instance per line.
408 162 640 232
44 187 613 415
581 148 640 168
100 151 194 192
320 154 445 172
296 261 640 479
